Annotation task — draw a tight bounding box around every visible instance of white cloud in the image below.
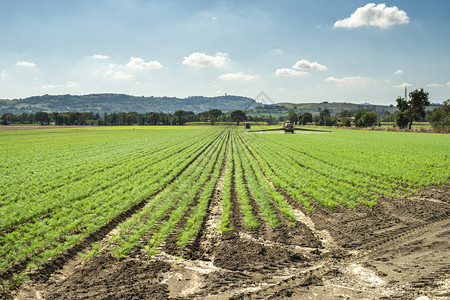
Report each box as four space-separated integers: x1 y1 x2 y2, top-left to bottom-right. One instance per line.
275 68 309 77
426 83 443 87
292 59 327 71
325 76 375 87
89 54 109 60
218 72 257 81
126 57 163 70
334 3 409 29
103 70 134 80
394 69 404 75
393 82 412 89
67 81 80 88
271 49 283 55
16 61 36 67
1 71 6 79
38 84 62 89
33 82 79 90
182 52 229 68
447 82 450 87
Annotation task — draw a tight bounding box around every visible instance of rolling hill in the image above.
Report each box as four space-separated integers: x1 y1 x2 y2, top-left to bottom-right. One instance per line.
0 94 259 115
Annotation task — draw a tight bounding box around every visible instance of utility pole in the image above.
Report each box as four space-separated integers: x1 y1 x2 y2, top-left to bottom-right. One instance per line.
404 86 407 101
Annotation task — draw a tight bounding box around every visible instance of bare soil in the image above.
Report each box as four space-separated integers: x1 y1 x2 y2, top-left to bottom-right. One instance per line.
9 184 448 300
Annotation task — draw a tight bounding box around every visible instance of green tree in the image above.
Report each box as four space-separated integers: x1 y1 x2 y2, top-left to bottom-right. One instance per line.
394 110 409 129
35 111 50 125
287 110 298 124
429 99 450 130
359 111 378 127
395 88 430 129
230 110 247 125
299 112 313 125
208 109 222 125
353 109 378 127
174 110 186 125
1 113 10 125
338 109 352 118
341 118 351 127
319 109 333 126
380 111 393 122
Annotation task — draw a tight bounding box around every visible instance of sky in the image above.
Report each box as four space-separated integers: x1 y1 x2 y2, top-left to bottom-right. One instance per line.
1 0 449 105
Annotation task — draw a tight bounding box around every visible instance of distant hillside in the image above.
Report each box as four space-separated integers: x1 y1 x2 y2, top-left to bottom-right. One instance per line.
0 94 259 114
247 101 440 117
278 102 399 115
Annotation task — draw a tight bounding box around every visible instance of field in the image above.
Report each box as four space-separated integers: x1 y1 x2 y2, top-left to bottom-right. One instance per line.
1 126 449 299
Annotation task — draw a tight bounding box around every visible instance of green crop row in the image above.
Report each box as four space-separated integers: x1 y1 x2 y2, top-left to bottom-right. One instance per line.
241 128 449 210
105 129 228 259
0 127 224 270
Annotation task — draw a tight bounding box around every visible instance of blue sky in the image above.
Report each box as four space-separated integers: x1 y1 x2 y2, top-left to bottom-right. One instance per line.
1 0 449 104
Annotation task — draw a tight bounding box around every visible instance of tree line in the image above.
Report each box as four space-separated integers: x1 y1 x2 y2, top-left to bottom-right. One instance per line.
0 109 252 126
287 89 448 131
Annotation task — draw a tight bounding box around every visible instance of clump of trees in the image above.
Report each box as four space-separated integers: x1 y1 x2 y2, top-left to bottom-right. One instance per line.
394 88 430 129
299 112 313 125
353 109 379 127
429 99 449 131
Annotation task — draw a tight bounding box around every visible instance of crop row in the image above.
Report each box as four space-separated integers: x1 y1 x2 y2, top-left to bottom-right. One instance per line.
0 127 224 270
105 129 228 258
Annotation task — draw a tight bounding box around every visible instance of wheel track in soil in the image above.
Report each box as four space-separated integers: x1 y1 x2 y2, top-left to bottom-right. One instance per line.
232 210 450 299
0 130 224 295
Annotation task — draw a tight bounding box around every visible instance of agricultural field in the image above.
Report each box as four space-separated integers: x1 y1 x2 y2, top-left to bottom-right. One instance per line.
1 126 449 299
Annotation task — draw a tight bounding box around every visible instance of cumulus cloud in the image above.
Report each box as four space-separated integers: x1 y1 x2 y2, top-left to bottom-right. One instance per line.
126 57 163 70
393 82 412 89
394 69 404 75
334 3 409 29
325 76 375 87
218 72 257 81
182 52 229 68
16 61 36 67
103 70 134 80
275 68 309 77
292 59 327 71
447 81 450 87
89 54 109 60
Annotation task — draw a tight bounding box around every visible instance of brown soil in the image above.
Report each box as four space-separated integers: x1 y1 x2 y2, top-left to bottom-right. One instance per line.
9 184 449 300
